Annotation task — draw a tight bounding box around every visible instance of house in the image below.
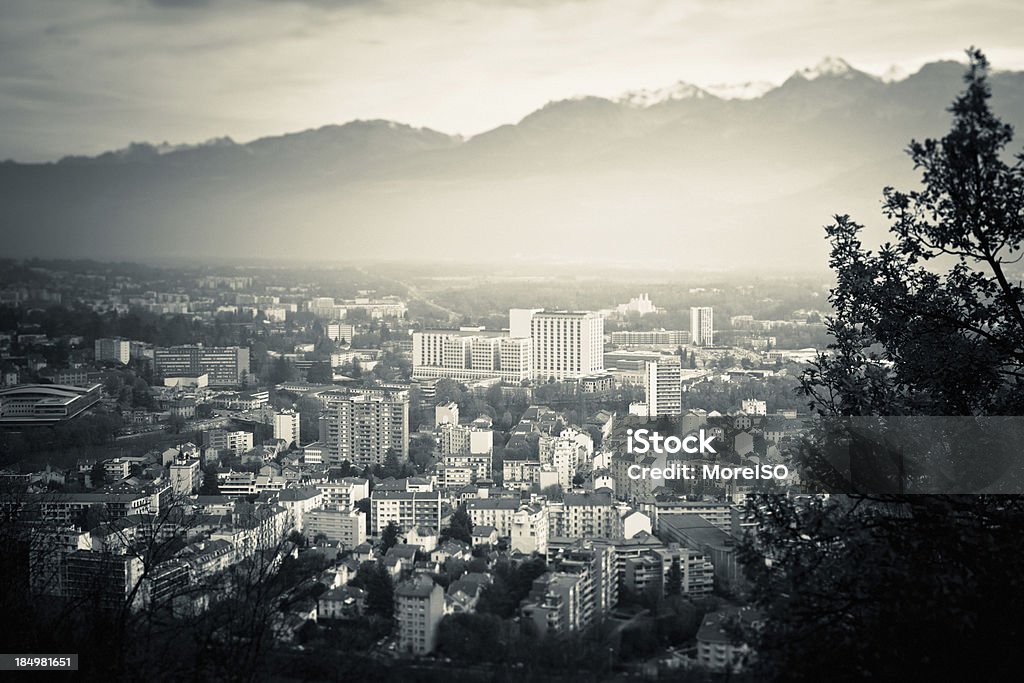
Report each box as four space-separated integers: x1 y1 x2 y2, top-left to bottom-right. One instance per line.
383 544 420 577
351 542 376 563
446 577 486 613
404 526 439 552
696 607 762 673
471 525 498 547
430 539 472 564
318 586 366 620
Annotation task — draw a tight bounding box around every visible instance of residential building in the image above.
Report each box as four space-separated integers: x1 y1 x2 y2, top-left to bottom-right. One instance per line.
277 487 323 532
94 338 131 364
202 429 254 456
325 322 356 344
438 423 493 484
63 551 145 611
740 399 767 416
305 507 366 547
316 477 369 509
530 311 604 380
154 345 250 386
273 410 300 448
169 458 201 497
555 492 622 540
370 490 442 535
466 498 520 537
645 356 682 418
696 608 761 673
659 514 742 591
510 503 549 554
523 539 617 633
434 401 459 427
690 307 714 347
103 458 130 481
395 575 445 654
318 388 409 467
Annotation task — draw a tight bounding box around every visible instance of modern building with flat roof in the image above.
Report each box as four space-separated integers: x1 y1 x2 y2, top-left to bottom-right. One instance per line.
0 383 102 426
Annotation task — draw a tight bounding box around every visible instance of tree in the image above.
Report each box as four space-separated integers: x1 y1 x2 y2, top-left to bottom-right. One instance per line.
743 51 1024 682
268 356 296 385
359 562 394 620
801 49 1024 419
739 495 1024 682
305 362 332 384
89 460 107 488
440 505 472 544
380 521 399 553
199 467 220 495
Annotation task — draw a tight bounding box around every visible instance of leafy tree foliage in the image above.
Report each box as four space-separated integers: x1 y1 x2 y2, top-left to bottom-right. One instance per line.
199 467 220 495
380 521 400 553
439 505 473 545
740 495 1024 681
801 49 1024 418
744 50 1024 682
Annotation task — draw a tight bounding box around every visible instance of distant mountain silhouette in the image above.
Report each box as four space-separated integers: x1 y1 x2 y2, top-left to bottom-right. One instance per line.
2 59 1022 268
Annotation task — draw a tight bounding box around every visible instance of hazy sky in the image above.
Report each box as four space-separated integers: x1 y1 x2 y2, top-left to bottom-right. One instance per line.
2 0 1022 161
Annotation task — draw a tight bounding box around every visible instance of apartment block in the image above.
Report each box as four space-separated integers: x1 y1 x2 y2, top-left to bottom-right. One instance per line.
318 388 409 467
370 490 442 535
530 311 604 380
395 576 445 654
154 345 250 386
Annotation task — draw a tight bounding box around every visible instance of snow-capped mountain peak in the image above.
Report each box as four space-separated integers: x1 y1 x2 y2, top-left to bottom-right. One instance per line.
796 56 856 80
702 80 776 100
617 81 709 107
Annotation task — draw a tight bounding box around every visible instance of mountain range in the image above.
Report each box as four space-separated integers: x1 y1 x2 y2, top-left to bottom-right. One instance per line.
2 58 1023 269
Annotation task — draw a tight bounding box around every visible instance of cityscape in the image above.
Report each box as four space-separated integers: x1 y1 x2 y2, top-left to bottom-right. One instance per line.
2 1 1023 681
0 262 824 678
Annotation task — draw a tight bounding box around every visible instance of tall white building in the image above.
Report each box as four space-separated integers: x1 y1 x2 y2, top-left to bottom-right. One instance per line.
530 311 604 381
273 410 300 448
645 356 682 418
434 402 459 428
325 322 356 344
169 458 201 497
95 338 131 365
690 307 714 346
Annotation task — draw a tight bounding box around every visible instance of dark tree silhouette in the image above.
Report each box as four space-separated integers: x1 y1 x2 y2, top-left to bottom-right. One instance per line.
380 521 399 553
743 50 1024 682
801 48 1024 419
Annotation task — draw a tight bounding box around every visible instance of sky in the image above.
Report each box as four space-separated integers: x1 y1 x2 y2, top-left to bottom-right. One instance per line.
1 0 1022 161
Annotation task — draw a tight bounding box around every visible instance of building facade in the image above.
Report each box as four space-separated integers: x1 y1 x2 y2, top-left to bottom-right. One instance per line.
689 307 714 347
530 311 604 380
318 389 409 467
154 345 250 386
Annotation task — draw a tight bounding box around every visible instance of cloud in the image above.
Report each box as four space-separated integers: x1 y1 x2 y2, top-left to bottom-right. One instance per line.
1 0 1022 161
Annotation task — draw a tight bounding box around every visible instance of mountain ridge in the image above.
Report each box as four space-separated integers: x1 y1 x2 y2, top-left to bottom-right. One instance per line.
1 57 1022 268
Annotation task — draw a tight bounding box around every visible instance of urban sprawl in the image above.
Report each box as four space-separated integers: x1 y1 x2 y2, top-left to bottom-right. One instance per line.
0 263 832 676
